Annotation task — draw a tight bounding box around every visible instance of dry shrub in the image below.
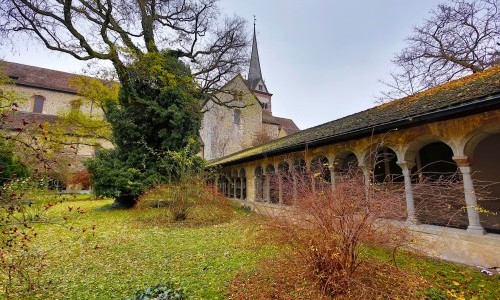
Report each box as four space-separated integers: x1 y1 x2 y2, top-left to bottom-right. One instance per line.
262 167 412 297
229 256 327 300
137 178 233 225
412 174 492 229
229 253 427 300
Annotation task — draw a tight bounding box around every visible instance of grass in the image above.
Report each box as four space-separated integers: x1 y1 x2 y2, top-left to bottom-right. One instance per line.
230 246 500 300
2 195 499 299
13 198 276 300
379 249 500 299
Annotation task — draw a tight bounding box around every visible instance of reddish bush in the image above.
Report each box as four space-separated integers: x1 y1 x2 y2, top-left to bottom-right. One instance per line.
68 169 91 190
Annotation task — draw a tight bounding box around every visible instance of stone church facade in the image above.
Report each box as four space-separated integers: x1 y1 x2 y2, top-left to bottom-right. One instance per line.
200 26 299 160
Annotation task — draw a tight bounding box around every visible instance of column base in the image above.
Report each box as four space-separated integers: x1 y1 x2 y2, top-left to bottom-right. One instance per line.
405 216 419 225
466 225 486 235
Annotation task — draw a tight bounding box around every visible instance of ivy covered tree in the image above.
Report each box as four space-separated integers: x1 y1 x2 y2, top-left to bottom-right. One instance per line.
0 0 249 107
0 0 249 204
85 52 204 206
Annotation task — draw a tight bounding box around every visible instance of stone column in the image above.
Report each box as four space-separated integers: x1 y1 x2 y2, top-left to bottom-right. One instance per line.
292 175 298 204
397 161 417 224
240 176 245 200
311 174 316 194
246 166 256 202
359 164 370 185
328 154 336 191
453 156 485 234
359 164 370 199
214 176 219 194
278 175 283 204
233 178 237 199
330 168 336 191
264 174 271 202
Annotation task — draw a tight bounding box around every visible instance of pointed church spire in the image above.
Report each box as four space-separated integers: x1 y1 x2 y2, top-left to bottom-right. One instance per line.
248 16 263 82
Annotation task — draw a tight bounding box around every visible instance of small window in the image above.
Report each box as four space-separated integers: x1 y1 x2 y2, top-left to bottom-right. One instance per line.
258 84 263 91
233 110 241 125
33 95 45 113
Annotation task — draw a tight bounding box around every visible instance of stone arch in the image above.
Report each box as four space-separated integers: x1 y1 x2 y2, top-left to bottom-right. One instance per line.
228 170 238 198
265 164 275 174
278 161 292 204
265 164 278 203
293 158 307 177
254 165 264 201
462 127 500 233
334 150 359 174
239 168 246 200
311 155 330 192
372 146 403 183
462 122 500 158
402 134 456 163
218 174 224 196
291 158 308 196
359 141 399 167
410 141 466 229
412 142 458 182
221 174 230 197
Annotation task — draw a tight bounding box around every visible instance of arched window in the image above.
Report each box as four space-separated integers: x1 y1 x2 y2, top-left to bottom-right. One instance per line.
233 109 241 125
33 95 45 113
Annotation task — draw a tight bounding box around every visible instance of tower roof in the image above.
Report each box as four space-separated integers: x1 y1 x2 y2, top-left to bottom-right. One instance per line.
247 23 263 83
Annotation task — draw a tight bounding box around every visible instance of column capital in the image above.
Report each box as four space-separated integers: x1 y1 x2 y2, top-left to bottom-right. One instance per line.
452 156 471 167
357 163 368 170
396 160 415 170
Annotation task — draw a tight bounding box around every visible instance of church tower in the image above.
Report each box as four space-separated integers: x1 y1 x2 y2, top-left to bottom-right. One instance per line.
247 21 273 112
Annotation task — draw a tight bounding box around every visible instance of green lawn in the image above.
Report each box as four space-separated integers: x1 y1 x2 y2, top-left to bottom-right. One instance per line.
19 198 276 300
3 197 499 299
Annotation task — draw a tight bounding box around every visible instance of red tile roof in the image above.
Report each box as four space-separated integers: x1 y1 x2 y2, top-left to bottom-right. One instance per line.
262 109 280 125
274 116 300 135
1 61 82 94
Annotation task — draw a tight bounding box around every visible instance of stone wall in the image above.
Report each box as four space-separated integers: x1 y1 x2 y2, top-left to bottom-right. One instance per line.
200 76 263 160
8 85 104 117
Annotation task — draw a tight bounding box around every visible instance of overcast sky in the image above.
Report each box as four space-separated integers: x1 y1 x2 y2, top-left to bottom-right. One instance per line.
1 0 443 130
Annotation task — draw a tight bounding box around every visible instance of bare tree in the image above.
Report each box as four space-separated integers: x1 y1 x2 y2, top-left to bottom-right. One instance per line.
0 0 249 107
379 0 499 101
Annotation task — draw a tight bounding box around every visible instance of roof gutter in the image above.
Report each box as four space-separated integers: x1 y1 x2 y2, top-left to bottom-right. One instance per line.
213 92 500 167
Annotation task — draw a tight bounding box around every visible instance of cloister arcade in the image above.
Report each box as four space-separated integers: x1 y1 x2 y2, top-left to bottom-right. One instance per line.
214 111 500 235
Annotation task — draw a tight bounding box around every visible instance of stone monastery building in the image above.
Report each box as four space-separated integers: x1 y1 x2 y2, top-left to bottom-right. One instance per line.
200 26 299 160
0 26 299 162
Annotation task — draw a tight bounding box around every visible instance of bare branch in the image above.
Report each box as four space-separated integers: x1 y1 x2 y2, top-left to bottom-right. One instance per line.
378 0 499 102
0 0 250 97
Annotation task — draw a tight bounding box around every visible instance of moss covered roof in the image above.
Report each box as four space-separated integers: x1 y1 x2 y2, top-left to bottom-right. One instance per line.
209 66 500 166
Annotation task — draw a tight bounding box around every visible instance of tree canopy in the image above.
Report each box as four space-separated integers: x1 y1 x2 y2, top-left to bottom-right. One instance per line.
0 0 248 107
85 52 204 206
379 0 499 101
